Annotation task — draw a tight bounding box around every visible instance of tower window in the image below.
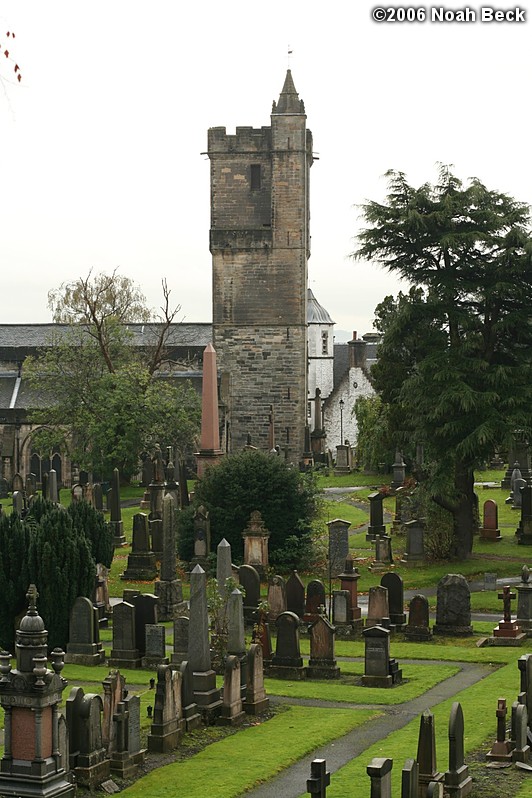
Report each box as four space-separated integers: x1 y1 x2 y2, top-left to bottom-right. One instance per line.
250 164 261 190
321 331 328 355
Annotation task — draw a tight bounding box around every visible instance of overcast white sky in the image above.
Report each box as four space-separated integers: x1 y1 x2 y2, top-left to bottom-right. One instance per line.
1 2 530 336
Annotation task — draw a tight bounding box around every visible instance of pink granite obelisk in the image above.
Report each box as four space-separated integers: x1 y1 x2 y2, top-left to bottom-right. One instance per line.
195 343 224 478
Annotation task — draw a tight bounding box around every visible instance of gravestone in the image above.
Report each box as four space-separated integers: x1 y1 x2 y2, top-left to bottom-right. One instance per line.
417 709 444 797
286 571 306 618
327 518 350 577
149 518 163 558
155 494 185 619
65 596 105 665
102 670 126 753
433 574 473 636
362 626 397 688
517 484 532 546
141 624 169 669
149 444 165 520
391 450 406 489
108 468 126 547
25 472 37 498
93 483 104 511
402 759 419 798
227 588 247 700
487 698 513 761
367 492 386 541
267 575 287 622
402 519 426 564
404 594 432 642
479 499 501 541
164 461 180 508
216 538 233 596
444 702 472 797
109 695 146 778
252 608 272 666
188 564 222 720
516 564 532 636
179 660 201 731
0 477 8 499
66 687 110 788
12 490 24 516
512 703 530 764
270 611 305 679
381 572 407 628
121 513 158 581
171 616 189 666
71 483 83 503
490 585 525 644
392 486 406 533
243 644 269 715
217 655 245 726
147 664 184 753
191 505 210 570
306 758 330 798
366 585 390 629
242 510 270 576
367 758 392 798
238 564 261 623
513 478 527 509
332 590 350 626
306 615 340 679
122 591 159 658
108 602 142 668
304 579 326 623
370 535 393 571
338 556 362 630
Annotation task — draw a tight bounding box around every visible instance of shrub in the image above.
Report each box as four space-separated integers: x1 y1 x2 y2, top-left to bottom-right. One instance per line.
177 449 321 569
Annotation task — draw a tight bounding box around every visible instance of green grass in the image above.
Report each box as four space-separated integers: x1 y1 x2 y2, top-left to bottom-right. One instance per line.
119 705 380 798
317 472 391 489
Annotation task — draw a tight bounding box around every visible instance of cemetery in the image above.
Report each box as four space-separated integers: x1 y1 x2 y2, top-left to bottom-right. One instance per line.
0 458 531 798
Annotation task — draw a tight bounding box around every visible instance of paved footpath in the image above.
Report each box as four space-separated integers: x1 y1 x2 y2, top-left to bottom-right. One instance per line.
240 660 493 798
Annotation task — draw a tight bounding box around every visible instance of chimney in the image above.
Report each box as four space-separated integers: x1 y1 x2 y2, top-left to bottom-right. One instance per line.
348 331 366 369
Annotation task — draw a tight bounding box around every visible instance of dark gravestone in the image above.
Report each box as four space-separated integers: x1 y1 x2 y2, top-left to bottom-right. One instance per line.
517 484 532 545
171 616 189 666
516 565 532 635
65 596 105 665
179 660 201 731
306 758 330 798
149 518 163 558
362 626 392 687
402 519 425 563
370 534 393 571
66 686 110 788
327 518 350 577
109 694 145 779
286 571 305 618
155 493 185 619
270 611 305 679
108 602 142 668
141 624 169 669
479 499 501 541
367 492 386 541
402 758 419 798
307 615 340 679
417 710 444 795
192 505 211 569
444 702 472 797
121 513 158 581
339 556 362 623
381 572 406 628
487 698 513 762
0 477 9 499
433 574 473 636
93 483 104 511
127 592 158 656
304 579 326 623
188 564 221 721
405 594 432 642
367 757 392 798
12 472 24 494
239 564 261 622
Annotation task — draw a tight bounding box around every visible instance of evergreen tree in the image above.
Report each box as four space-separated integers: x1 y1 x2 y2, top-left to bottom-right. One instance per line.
355 166 532 558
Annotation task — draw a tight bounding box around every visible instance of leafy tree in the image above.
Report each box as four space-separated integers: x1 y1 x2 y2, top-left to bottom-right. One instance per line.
177 449 321 569
354 166 532 558
353 395 395 472
24 270 201 480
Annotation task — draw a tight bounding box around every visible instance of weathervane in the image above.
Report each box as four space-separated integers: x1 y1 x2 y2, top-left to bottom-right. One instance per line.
287 45 293 68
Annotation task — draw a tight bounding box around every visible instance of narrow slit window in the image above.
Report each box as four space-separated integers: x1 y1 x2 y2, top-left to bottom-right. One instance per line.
250 164 261 190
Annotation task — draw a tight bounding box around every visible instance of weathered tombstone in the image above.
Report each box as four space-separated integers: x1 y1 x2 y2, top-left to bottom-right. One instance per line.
487 698 513 761
102 670 127 752
155 494 185 619
367 757 392 798
65 596 105 665
216 538 233 596
188 564 222 720
147 665 184 753
332 590 350 626
306 758 330 798
370 535 393 571
362 626 393 687
402 519 426 564
164 461 180 508
179 660 201 731
267 575 287 622
391 450 406 489
124 592 158 657
66 687 110 788
327 518 350 577
304 579 326 623
444 702 472 797
12 490 24 516
417 710 444 797
306 615 340 679
149 517 163 558
479 499 501 541
484 572 497 591
270 611 305 679
121 513 158 581
381 572 407 628
171 616 189 666
402 758 419 798
433 574 473 636
109 694 145 778
141 624 169 669
367 492 386 541
227 588 247 699
108 602 142 668
338 556 362 630
405 595 432 642
517 564 532 636
286 571 306 618
243 643 269 715
93 482 104 511
12 472 24 494
191 505 211 569
491 585 525 643
217 655 245 726
71 483 84 503
513 478 527 509
242 510 270 576
238 564 261 622
366 585 390 629
25 472 37 498
512 703 530 764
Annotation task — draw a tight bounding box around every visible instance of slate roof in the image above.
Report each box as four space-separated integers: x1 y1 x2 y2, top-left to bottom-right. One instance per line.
0 323 213 350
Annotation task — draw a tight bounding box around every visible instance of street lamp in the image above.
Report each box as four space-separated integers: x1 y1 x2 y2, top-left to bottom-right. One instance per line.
339 399 345 446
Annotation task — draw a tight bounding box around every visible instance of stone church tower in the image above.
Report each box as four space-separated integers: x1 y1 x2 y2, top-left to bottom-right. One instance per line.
209 71 313 460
